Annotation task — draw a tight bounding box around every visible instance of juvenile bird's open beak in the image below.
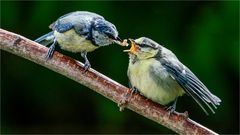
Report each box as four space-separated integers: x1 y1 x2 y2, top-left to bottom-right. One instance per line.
123 39 138 54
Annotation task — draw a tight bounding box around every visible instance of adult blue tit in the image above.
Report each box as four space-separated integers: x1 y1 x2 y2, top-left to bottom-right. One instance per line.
35 11 127 70
124 37 221 115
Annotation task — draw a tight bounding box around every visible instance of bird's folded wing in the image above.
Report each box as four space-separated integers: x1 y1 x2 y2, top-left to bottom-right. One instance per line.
160 58 221 115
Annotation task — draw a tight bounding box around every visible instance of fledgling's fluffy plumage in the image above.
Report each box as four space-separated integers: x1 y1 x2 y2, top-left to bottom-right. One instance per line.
125 37 221 115
35 11 124 70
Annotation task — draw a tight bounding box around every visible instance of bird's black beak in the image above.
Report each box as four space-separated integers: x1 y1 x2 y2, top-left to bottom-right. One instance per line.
116 36 122 42
104 32 127 46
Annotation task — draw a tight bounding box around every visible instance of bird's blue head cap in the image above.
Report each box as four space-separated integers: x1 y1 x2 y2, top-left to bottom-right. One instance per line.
92 18 121 46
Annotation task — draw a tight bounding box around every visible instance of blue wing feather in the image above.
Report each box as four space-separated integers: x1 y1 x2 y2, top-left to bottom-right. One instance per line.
54 21 73 33
160 58 221 114
35 31 54 46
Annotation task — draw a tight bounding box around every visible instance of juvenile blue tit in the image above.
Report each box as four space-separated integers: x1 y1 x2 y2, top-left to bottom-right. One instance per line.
35 11 127 70
124 37 221 115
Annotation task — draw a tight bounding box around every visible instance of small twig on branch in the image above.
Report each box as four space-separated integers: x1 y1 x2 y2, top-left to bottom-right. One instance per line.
0 28 218 135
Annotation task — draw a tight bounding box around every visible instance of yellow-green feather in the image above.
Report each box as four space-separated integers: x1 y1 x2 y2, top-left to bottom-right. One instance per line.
54 29 98 53
128 58 184 105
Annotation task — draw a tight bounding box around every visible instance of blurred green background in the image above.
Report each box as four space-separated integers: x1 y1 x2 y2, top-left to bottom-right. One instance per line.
1 1 239 134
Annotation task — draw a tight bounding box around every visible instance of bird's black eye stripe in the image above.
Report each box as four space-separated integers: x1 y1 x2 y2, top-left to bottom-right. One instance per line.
105 32 115 40
138 43 149 47
138 43 158 49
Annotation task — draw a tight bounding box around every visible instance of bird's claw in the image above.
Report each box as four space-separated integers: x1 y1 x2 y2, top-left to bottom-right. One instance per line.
117 88 138 111
80 51 91 73
83 62 91 72
167 105 176 115
166 105 189 119
181 111 189 118
118 99 128 112
131 87 139 94
46 46 55 60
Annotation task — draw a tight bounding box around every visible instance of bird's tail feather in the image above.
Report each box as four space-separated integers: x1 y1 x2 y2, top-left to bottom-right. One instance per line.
35 31 54 46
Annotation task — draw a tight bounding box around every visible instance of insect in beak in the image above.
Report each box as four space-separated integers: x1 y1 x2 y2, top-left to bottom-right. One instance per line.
113 38 129 46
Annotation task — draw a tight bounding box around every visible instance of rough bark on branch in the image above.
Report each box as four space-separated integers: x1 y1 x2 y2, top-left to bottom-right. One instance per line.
0 28 218 135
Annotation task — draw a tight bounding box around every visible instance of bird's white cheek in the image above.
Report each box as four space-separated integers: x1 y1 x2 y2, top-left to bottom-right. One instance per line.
92 31 112 46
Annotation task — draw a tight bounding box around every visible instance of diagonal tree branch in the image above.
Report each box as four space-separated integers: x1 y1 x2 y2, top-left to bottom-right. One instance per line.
0 28 218 135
